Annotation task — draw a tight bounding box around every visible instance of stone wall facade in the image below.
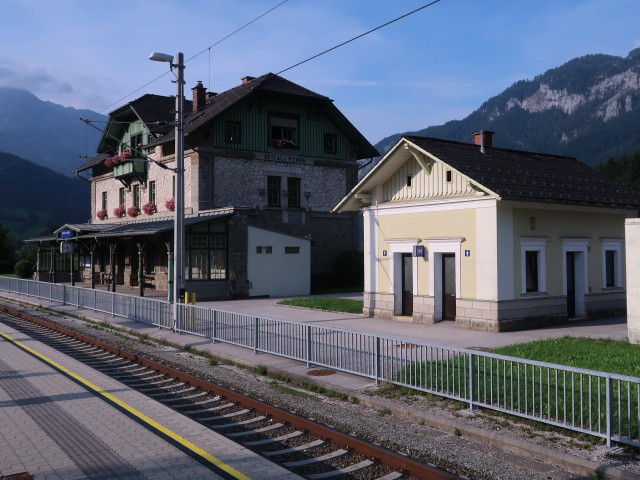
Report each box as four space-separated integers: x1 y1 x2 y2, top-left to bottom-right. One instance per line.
91 155 193 224
203 153 351 213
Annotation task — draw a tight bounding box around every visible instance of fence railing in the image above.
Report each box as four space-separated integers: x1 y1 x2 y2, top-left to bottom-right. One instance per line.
1 277 638 448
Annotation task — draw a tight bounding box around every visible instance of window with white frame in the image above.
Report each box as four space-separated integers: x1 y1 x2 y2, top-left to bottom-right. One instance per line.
520 237 548 294
602 238 623 289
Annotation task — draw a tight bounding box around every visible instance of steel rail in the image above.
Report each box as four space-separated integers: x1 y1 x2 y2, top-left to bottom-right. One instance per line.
0 305 459 480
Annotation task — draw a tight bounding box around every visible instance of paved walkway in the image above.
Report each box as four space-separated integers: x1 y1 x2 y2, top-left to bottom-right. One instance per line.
200 293 629 350
0 317 299 480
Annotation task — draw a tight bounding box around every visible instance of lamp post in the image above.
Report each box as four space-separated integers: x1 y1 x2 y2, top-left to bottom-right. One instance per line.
149 51 185 329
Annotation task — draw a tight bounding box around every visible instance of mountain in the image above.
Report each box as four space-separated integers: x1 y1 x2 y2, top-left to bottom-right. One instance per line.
0 152 89 241
373 48 640 169
0 87 106 174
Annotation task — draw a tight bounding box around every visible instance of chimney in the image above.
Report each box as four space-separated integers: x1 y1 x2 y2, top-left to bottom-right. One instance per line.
205 91 217 101
241 76 255 85
191 81 206 112
473 130 494 153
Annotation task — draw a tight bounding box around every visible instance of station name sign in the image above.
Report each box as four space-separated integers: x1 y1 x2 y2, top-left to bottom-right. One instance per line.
263 153 310 165
58 229 74 239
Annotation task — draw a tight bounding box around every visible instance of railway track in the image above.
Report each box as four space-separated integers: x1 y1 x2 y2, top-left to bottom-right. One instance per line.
0 306 460 480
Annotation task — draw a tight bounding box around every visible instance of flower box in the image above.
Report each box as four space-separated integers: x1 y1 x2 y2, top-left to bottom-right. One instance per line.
104 151 132 167
127 206 141 217
165 198 175 211
271 138 298 149
96 209 108 220
142 201 156 215
113 205 126 218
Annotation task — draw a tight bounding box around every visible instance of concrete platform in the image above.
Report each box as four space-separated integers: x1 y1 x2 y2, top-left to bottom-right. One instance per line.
0 318 301 480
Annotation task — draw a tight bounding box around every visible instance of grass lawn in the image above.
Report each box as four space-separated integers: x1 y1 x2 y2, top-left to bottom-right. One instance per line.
0 274 19 278
277 297 363 314
395 336 640 438
490 336 640 377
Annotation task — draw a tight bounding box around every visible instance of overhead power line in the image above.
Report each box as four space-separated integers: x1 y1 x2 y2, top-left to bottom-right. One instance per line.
277 0 442 75
186 0 288 64
98 0 288 114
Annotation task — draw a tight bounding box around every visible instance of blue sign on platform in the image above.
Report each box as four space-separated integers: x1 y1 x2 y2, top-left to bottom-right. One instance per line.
59 229 73 239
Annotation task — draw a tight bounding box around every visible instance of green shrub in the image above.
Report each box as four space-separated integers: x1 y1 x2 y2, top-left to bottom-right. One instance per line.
15 260 33 279
332 250 364 287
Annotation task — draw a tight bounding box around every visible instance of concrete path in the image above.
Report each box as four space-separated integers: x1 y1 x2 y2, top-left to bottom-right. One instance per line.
200 293 629 351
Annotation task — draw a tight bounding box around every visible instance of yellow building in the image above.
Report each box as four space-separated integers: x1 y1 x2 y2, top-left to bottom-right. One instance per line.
335 133 640 331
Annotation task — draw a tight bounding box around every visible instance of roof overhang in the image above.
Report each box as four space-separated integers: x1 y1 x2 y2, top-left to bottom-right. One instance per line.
76 210 234 241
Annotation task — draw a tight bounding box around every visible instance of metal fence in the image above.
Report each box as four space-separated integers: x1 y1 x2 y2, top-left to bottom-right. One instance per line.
1 277 638 448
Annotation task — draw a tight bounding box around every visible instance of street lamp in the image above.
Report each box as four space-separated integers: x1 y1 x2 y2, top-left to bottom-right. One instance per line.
149 51 185 329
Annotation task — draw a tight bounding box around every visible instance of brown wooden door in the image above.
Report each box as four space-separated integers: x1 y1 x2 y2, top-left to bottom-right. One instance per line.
402 253 413 316
566 252 576 318
442 254 456 320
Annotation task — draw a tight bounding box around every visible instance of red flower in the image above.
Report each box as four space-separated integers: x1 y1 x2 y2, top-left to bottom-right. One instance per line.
104 151 133 167
127 206 140 217
165 198 175 211
142 201 156 215
113 204 126 217
96 209 108 220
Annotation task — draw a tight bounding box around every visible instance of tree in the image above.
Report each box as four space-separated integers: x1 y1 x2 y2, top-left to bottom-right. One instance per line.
596 150 640 191
0 222 17 273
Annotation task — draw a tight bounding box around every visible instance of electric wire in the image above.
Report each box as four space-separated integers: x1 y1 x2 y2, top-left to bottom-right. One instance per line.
5 1 443 196
185 0 288 65
98 0 288 115
276 0 442 75
87 0 442 157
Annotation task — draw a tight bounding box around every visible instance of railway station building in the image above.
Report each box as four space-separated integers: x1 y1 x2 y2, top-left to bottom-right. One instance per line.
31 74 377 300
334 132 640 331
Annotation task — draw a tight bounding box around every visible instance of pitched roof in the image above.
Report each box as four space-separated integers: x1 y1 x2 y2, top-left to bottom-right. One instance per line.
149 73 378 158
76 94 189 173
335 135 640 211
74 153 109 173
148 73 330 146
126 94 188 137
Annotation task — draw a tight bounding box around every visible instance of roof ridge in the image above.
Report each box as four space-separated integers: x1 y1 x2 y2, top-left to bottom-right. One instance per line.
404 135 578 161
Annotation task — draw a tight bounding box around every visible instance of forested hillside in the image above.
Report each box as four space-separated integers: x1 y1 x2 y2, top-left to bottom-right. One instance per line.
0 152 88 240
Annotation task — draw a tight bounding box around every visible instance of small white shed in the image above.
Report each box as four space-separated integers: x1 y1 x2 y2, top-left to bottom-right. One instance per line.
247 226 310 297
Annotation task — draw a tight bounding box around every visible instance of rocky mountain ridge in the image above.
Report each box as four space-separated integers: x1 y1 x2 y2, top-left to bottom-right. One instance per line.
372 48 640 168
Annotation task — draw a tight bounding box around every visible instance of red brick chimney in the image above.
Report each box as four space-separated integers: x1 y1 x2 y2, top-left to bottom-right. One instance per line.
241 76 255 85
191 81 206 112
473 130 494 152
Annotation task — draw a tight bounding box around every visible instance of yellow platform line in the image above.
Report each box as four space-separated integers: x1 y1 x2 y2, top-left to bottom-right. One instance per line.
0 329 252 480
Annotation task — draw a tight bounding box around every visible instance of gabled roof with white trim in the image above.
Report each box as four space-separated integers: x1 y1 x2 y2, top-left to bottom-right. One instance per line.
334 136 640 212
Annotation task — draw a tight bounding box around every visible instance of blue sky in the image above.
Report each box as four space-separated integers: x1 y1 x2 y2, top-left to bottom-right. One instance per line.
1 0 639 144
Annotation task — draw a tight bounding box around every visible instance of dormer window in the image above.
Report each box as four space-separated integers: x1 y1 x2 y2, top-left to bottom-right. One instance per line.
270 115 298 150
